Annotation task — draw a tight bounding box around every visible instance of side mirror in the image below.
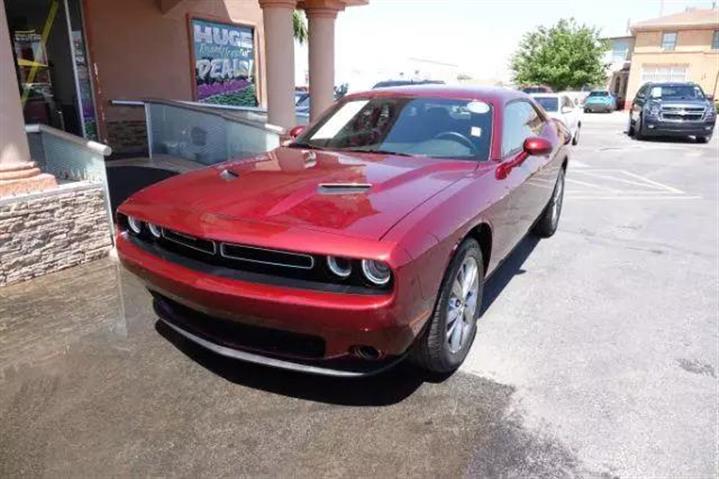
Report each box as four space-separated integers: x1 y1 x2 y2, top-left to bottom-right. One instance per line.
523 137 553 156
707 95 715 102
288 125 306 139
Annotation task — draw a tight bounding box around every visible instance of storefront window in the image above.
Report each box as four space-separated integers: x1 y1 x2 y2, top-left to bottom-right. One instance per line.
5 0 97 139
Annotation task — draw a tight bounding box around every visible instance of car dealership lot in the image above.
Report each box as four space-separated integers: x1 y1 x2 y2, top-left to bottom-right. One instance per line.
1 115 717 478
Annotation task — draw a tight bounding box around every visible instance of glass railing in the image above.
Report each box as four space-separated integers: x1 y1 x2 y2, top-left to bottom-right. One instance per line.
142 99 290 165
25 123 114 243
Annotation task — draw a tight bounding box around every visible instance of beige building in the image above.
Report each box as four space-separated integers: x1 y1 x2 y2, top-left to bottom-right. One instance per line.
625 8 719 105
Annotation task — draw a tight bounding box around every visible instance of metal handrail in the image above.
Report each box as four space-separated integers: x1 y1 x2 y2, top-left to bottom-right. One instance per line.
25 123 112 156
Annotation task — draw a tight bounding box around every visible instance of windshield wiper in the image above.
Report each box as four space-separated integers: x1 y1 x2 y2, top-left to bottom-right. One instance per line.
287 142 329 151
342 148 415 157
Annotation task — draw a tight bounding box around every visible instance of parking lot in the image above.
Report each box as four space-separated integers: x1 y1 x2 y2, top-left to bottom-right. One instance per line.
1 113 717 478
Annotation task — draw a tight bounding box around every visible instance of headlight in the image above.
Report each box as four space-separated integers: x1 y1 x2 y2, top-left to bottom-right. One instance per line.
148 223 162 239
361 259 391 285
127 216 143 235
648 104 661 116
327 256 352 278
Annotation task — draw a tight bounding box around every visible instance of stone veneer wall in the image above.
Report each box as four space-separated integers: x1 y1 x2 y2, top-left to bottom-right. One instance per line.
106 120 148 157
0 183 113 287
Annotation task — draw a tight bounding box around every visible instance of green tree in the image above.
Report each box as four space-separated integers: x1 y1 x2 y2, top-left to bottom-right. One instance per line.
293 10 307 44
511 18 608 91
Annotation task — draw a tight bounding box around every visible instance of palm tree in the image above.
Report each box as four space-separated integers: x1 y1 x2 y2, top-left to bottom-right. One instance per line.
293 10 307 44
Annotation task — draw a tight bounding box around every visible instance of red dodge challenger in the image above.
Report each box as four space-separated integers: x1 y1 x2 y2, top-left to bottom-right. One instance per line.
117 86 569 377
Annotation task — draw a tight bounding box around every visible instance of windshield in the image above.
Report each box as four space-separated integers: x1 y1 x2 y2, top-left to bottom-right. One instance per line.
293 97 493 160
650 85 705 100
588 91 609 97
534 97 559 112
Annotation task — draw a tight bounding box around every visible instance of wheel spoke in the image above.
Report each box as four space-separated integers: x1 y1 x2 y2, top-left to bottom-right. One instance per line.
464 297 477 318
450 316 463 350
451 279 463 300
462 262 477 296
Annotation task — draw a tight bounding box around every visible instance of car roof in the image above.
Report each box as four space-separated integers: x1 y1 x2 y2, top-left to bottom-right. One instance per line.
344 85 528 104
529 93 564 98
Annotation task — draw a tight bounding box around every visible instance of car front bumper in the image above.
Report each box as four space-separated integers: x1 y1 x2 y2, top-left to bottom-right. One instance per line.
642 118 716 137
117 232 429 376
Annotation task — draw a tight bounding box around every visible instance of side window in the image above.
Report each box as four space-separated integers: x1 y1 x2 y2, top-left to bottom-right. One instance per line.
502 101 544 156
562 96 573 109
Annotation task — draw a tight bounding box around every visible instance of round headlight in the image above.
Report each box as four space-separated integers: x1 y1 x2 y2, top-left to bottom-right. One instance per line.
327 256 352 278
127 216 143 235
148 223 162 239
361 259 391 286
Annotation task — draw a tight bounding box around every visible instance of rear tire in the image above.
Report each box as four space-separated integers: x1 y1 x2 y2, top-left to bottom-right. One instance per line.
533 168 565 238
411 239 483 374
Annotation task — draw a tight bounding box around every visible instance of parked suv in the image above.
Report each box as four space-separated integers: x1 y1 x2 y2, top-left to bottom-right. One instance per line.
628 82 716 143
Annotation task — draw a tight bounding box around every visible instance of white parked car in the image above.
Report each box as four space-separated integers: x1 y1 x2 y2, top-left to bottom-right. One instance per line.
531 93 582 145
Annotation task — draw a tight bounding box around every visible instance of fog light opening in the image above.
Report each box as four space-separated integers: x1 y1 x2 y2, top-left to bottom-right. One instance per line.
351 345 382 360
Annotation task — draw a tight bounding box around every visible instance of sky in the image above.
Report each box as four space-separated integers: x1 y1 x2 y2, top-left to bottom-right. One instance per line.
294 0 717 90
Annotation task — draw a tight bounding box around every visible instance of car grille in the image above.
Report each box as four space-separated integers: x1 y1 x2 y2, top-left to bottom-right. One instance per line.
161 227 313 271
660 105 706 122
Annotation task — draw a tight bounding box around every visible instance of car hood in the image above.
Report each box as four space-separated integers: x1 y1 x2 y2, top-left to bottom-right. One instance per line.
120 147 476 240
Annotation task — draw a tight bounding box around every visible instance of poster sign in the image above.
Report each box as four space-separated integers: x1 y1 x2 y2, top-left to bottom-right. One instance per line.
191 18 257 106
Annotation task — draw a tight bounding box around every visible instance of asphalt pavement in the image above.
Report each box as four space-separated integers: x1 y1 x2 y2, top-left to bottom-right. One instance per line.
1 112 717 478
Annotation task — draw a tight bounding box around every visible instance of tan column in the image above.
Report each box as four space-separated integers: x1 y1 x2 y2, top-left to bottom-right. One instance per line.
0 6 55 195
305 6 339 121
259 0 297 130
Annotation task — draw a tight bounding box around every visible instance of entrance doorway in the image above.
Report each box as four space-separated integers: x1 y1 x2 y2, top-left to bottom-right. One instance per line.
4 0 97 139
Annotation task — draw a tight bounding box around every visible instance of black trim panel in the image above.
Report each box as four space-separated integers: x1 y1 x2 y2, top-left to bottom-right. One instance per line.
128 235 388 295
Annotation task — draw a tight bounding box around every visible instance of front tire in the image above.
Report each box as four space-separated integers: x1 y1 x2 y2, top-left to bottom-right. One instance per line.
412 239 483 374
634 114 646 140
533 168 565 238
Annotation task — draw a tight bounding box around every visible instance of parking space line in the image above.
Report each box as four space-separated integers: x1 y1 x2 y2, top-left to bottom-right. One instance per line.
566 195 701 200
573 171 676 192
566 178 618 192
619 170 686 194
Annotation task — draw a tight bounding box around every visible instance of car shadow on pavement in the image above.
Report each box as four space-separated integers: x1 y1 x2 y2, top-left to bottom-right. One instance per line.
152 234 541 407
156 320 450 406
481 235 540 315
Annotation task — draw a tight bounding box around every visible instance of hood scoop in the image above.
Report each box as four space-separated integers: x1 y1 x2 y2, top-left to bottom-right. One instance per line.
219 169 239 181
317 183 372 195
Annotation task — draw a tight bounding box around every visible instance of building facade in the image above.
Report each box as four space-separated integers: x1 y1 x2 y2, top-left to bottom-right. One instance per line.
625 8 719 105
603 35 635 109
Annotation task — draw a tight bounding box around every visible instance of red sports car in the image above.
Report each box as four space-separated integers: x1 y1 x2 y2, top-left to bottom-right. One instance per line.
117 86 569 377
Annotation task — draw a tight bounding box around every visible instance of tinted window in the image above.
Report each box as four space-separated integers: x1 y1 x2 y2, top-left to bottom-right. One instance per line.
713 30 719 50
588 91 609 97
295 97 493 160
502 101 544 156
534 97 559 112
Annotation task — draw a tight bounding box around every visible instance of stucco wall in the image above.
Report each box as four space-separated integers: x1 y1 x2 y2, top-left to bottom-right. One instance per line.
626 29 719 104
0 183 113 286
84 0 266 146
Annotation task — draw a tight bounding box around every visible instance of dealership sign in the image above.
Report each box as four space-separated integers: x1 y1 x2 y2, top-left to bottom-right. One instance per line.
191 18 256 106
